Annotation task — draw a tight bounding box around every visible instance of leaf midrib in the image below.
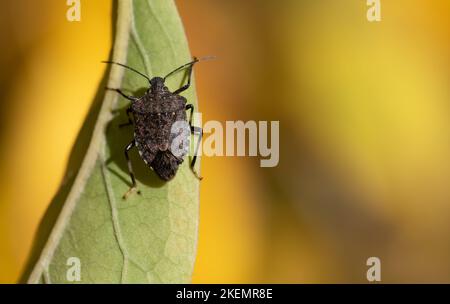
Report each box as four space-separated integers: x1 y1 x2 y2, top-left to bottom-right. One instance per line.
27 1 133 284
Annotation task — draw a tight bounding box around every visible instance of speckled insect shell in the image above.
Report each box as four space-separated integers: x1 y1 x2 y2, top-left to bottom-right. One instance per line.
131 82 189 181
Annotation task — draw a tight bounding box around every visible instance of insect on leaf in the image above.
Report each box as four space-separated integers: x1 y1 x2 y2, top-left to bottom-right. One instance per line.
23 0 200 283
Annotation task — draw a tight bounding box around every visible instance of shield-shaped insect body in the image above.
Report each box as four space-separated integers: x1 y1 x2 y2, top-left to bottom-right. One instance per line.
104 57 207 199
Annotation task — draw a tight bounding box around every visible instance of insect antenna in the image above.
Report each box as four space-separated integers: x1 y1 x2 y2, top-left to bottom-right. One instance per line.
163 56 216 81
102 61 151 82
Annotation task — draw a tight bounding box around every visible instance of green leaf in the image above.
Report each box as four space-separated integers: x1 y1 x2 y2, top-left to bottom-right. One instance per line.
24 0 200 283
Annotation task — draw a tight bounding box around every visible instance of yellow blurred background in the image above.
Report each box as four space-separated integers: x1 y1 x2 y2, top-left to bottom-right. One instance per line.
0 0 449 283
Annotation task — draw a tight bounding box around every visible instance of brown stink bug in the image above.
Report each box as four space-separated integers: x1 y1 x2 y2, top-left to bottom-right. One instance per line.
104 57 208 199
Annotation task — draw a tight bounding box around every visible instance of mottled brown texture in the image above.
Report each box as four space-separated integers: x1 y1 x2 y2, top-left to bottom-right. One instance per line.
132 80 189 181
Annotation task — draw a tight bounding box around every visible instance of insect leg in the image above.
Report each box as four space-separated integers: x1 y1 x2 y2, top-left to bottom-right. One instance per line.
119 107 133 128
123 140 141 199
173 62 196 95
185 104 202 179
106 87 139 102
190 126 203 180
185 104 194 125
